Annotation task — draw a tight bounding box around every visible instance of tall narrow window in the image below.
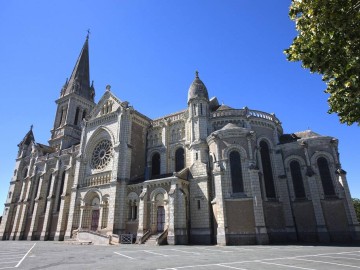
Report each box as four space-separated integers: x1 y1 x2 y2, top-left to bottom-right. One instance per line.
175 148 185 172
200 103 203 115
290 160 306 199
260 141 276 198
151 153 161 179
58 109 64 128
82 110 87 120
230 151 244 193
57 171 66 211
74 107 80 125
60 106 68 126
317 157 336 197
133 202 138 220
193 104 197 116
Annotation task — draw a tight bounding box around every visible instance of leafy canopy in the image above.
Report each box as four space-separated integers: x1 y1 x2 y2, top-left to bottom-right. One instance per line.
285 0 360 125
353 198 360 222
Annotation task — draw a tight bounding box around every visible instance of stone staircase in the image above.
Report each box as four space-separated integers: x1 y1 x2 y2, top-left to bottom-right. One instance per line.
144 233 161 245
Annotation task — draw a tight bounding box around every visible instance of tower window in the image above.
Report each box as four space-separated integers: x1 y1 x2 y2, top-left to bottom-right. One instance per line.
290 160 306 199
193 104 197 116
260 141 276 198
82 110 87 120
151 153 161 179
317 157 336 197
200 103 203 115
230 151 244 193
175 148 185 172
74 107 80 125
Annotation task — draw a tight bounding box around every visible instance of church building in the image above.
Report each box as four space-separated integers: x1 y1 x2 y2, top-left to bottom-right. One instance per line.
0 36 359 245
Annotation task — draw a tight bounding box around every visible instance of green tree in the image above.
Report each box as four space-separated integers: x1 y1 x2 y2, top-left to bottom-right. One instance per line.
284 0 360 125
353 198 360 222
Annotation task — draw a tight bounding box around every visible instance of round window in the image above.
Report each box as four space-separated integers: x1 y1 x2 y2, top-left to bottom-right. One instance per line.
91 140 112 170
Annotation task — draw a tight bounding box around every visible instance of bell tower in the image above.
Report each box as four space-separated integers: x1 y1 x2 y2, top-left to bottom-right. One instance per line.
187 71 210 172
49 35 96 150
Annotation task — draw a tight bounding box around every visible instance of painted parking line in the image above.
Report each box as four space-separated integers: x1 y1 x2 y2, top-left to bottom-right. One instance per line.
144 250 169 257
0 243 36 270
294 258 360 268
318 255 360 261
216 264 248 270
195 247 233 253
113 252 135 260
170 249 200 255
15 243 36 268
156 249 360 270
260 261 316 270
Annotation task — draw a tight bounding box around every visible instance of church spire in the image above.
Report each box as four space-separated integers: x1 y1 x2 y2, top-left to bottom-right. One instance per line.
61 35 94 101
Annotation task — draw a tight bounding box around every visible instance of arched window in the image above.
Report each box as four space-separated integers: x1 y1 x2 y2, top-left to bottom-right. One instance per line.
290 160 306 199
151 153 161 179
175 148 185 172
260 141 276 198
57 171 66 211
23 168 28 179
74 107 80 125
58 108 64 128
229 151 244 193
317 157 335 197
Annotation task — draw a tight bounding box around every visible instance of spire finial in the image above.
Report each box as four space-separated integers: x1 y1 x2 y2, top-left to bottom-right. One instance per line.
30 124 33 131
195 70 199 78
106 85 111 91
86 29 91 40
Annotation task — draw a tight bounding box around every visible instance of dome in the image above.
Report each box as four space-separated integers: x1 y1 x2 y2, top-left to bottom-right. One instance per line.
187 71 209 103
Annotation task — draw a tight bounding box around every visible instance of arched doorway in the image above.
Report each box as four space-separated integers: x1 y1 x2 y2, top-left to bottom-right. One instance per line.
157 206 165 232
90 197 100 231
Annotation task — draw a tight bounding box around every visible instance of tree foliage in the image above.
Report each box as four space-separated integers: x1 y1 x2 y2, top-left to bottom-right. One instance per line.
353 198 360 222
285 0 360 125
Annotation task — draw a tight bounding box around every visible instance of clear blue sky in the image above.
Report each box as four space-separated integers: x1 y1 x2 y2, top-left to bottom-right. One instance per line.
0 1 359 215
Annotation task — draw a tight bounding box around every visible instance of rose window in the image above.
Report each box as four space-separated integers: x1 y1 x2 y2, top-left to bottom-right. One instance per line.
91 140 112 170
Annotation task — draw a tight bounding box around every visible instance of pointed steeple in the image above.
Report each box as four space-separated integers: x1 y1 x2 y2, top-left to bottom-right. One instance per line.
62 35 94 101
18 125 35 147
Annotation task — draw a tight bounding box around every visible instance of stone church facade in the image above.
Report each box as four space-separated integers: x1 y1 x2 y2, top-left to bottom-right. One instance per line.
1 37 359 245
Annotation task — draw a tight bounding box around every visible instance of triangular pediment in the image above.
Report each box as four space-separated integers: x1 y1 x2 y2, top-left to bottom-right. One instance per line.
89 90 123 120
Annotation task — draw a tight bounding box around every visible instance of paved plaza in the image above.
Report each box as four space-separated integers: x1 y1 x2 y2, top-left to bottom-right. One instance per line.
0 242 360 270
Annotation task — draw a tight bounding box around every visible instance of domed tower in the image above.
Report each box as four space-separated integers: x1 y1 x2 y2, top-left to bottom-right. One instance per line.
187 71 210 170
186 71 213 244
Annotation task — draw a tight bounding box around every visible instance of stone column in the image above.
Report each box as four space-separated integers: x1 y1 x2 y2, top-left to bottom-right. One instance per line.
40 170 58 240
54 168 70 241
274 150 296 241
302 142 330 242
167 182 177 245
137 186 148 242
10 179 27 239
249 167 269 244
337 170 360 240
15 174 34 240
27 174 44 240
98 204 104 230
78 203 85 230
213 168 227 245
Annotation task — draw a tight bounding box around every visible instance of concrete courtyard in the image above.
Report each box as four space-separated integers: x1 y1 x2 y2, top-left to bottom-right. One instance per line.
0 241 360 270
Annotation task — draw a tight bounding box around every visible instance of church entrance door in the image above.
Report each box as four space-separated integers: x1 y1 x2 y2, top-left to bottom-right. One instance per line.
91 209 99 231
157 206 165 232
